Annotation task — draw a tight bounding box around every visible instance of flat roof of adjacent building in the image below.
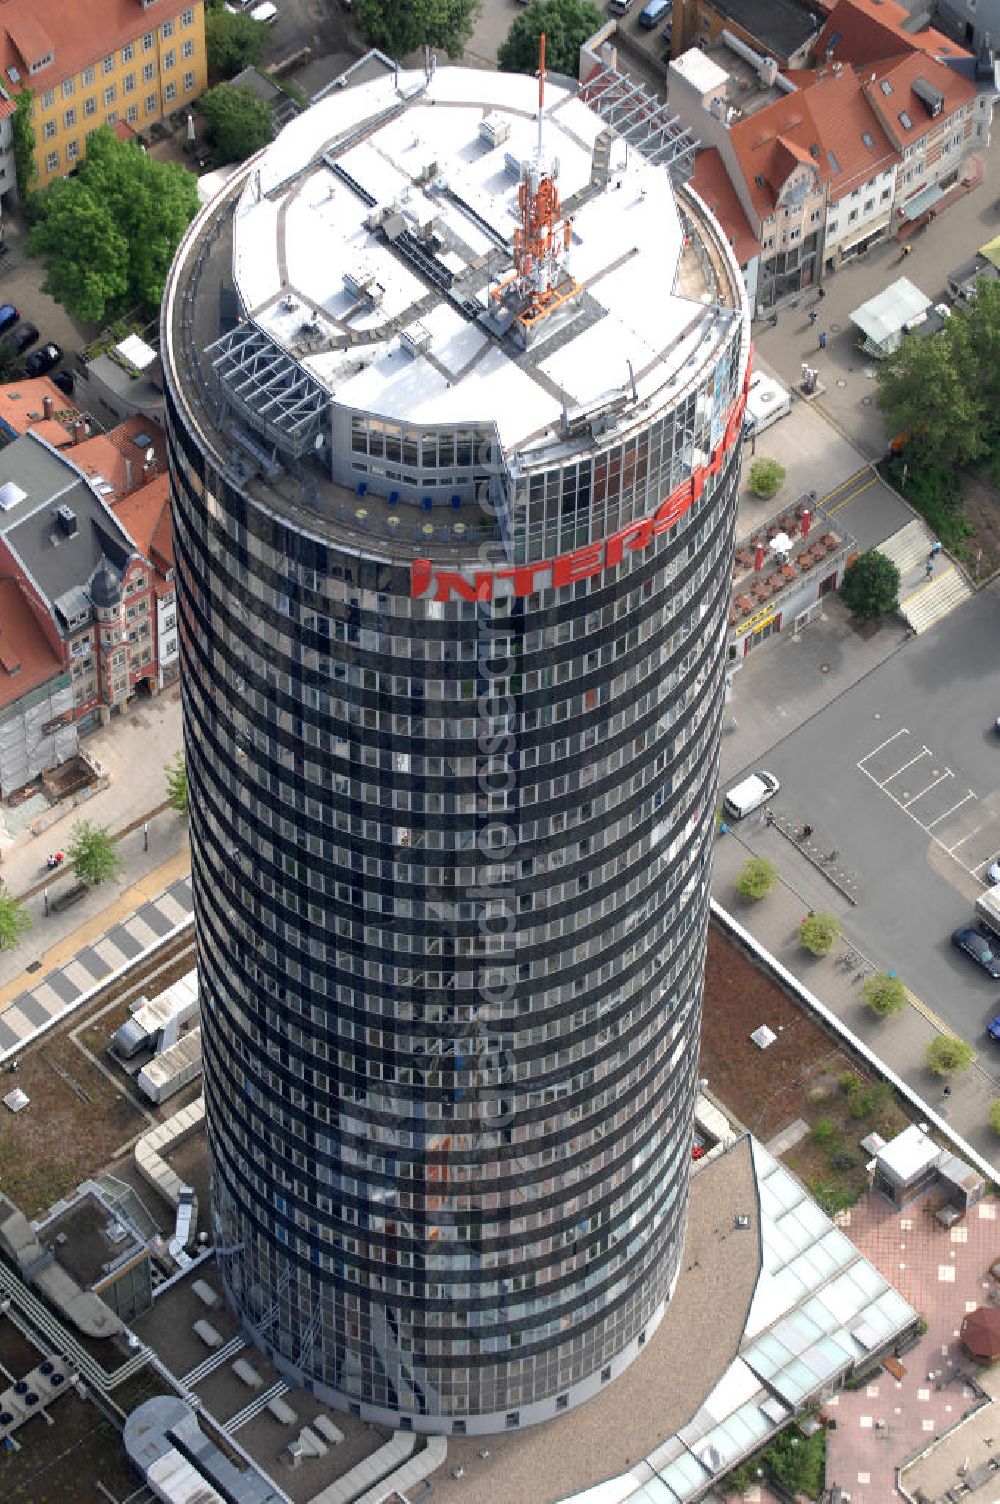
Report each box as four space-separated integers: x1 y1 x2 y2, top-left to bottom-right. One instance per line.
707 0 821 60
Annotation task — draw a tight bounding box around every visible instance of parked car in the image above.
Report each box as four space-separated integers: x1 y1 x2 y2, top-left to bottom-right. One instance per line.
723 771 780 822
0 303 19 336
7 321 38 353
25 342 62 377
50 369 75 396
988 1013 1000 1042
952 926 1000 979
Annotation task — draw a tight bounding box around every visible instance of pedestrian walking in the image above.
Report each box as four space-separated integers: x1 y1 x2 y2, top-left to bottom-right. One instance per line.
925 560 934 578
929 539 941 557
817 287 826 300
808 309 817 326
901 243 913 259
818 330 827 349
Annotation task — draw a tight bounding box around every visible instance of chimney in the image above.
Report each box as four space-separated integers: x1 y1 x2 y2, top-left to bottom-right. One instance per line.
42 395 53 421
124 456 133 493
73 419 86 445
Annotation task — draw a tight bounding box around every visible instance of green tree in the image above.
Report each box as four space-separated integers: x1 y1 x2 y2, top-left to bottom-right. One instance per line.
67 820 124 889
926 1034 974 1077
165 751 189 816
27 183 130 324
736 856 778 901
28 127 198 322
839 549 900 621
11 89 36 198
799 910 842 956
0 340 25 384
0 889 31 951
862 971 906 1018
989 1100 1000 1136
747 457 786 499
205 8 266 77
355 0 481 59
201 84 273 165
876 322 985 469
498 0 603 76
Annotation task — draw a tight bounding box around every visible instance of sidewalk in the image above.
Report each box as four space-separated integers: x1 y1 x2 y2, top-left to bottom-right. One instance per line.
711 824 1000 1175
0 840 193 1060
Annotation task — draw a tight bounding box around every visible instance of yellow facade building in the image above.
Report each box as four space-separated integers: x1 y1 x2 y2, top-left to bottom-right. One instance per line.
0 0 207 191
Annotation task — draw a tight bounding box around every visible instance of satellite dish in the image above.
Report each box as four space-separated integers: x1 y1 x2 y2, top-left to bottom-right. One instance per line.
144 447 155 463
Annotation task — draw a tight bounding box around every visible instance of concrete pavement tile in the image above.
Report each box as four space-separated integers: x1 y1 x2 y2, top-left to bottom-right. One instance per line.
0 1007 34 1039
43 968 81 1005
19 983 59 1018
59 959 98 993
0 1013 26 1048
155 892 189 925
104 925 144 960
73 944 110 981
92 937 127 968
124 916 159 949
136 901 175 938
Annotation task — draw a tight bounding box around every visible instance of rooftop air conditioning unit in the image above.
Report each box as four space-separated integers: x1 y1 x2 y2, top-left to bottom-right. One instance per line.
55 504 78 538
400 322 432 358
480 114 511 149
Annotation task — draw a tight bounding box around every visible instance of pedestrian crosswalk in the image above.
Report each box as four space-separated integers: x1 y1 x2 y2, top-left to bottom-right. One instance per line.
0 875 193 1060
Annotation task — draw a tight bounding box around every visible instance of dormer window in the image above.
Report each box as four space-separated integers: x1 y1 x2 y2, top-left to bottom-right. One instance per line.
29 53 54 75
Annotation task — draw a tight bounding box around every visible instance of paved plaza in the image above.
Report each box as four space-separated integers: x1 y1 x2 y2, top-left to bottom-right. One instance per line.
824 1189 1000 1504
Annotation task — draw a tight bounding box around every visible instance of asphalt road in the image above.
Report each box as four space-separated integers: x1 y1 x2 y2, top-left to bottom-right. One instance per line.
726 579 1000 1050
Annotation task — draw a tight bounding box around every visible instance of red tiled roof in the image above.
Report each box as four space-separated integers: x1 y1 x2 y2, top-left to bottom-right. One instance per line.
730 95 827 219
0 377 82 447
111 473 173 575
805 67 897 199
730 63 907 218
690 149 761 267
0 0 194 92
71 418 167 507
0 577 64 710
863 52 977 148
816 0 970 68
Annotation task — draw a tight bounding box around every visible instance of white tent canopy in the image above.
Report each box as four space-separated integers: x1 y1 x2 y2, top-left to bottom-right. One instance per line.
850 277 931 357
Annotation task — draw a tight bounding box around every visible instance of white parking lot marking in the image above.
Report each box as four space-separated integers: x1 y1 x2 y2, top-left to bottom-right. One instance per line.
860 728 909 763
883 748 930 783
927 793 975 829
904 771 953 807
857 728 997 882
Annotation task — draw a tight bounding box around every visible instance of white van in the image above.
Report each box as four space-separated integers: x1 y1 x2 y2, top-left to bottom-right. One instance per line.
743 374 792 438
723 771 780 822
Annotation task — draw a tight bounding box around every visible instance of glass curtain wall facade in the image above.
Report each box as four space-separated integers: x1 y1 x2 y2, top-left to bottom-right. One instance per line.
162 74 749 1436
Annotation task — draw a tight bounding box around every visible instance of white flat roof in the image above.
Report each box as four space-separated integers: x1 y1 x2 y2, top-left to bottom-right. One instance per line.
875 1123 941 1183
670 50 730 95
230 67 730 456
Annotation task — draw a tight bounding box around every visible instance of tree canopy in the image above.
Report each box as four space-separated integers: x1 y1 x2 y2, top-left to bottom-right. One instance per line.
926 1034 974 1077
877 282 1000 468
0 889 31 952
839 549 900 621
747 457 786 499
201 84 273 165
165 751 189 816
862 972 906 1018
498 0 603 76
736 856 778 901
28 128 199 324
68 820 124 888
799 911 842 956
205 8 266 78
355 0 480 59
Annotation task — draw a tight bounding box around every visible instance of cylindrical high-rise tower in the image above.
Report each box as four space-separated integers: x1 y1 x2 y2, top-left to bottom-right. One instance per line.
163 62 749 1435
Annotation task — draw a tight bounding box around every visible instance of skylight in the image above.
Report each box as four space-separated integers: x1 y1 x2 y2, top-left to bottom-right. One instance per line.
879 80 892 95
899 111 913 129
827 151 842 174
862 132 874 148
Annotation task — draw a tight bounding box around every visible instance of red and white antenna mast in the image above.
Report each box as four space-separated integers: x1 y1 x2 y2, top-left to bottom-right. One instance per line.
491 33 579 336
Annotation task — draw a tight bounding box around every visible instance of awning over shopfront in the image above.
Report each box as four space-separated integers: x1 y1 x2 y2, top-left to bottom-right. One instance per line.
899 181 945 220
980 234 1000 270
